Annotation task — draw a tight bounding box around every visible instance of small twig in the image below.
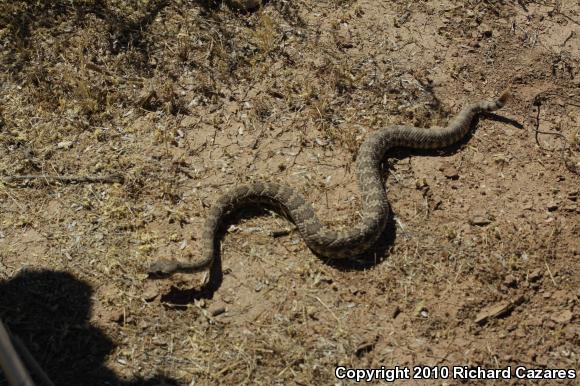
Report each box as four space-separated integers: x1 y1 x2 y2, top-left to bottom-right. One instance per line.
560 30 575 47
288 146 303 168
250 127 265 150
532 93 579 175
533 98 567 150
277 358 302 378
544 261 557 286
215 359 244 377
1 174 124 185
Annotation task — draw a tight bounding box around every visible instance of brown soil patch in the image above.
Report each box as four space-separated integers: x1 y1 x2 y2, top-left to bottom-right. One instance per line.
1 1 578 385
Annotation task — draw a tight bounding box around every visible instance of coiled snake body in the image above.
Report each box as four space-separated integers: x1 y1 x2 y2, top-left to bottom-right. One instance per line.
149 92 509 275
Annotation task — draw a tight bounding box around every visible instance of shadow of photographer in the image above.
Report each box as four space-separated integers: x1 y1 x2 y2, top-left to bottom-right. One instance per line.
0 269 175 386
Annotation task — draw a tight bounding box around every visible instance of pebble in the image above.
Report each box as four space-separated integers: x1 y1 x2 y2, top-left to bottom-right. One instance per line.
208 303 226 317
57 140 73 149
475 295 526 325
180 116 198 128
306 306 318 319
463 82 475 93
441 166 459 180
106 308 124 323
478 24 493 38
469 215 492 226
550 310 572 324
503 275 517 288
142 282 159 302
528 268 543 282
391 305 401 319
355 337 377 358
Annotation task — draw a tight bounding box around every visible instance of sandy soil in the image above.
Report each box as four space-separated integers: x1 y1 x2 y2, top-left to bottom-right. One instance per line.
0 1 578 385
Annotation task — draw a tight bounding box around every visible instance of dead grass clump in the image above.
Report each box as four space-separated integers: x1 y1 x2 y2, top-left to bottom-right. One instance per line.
251 12 278 54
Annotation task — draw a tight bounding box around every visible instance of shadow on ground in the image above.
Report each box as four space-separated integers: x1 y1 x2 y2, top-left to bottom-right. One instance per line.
0 269 176 386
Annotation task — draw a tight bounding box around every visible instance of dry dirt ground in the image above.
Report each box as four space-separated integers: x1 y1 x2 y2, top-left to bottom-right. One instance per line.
0 0 579 385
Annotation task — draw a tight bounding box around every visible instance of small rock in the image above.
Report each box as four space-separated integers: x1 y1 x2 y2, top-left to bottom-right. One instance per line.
547 201 559 211
503 275 517 288
180 116 198 128
544 319 556 330
306 306 318 320
550 310 573 324
208 303 226 317
336 23 355 49
355 336 378 358
350 288 365 296
106 308 124 323
528 268 543 282
562 205 577 213
441 166 460 180
563 325 577 340
478 24 493 38
469 215 492 226
415 178 429 189
137 89 157 109
414 301 427 316
57 140 73 149
98 283 119 302
393 11 411 28
391 305 401 319
475 295 526 325
142 282 159 302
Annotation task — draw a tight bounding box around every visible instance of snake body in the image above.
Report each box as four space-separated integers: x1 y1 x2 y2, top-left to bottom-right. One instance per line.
148 92 509 275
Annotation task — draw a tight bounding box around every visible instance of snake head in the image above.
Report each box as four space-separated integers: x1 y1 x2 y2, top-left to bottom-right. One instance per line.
147 259 180 278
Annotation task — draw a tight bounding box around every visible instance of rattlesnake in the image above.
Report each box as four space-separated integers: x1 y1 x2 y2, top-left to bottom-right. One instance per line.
148 91 509 275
